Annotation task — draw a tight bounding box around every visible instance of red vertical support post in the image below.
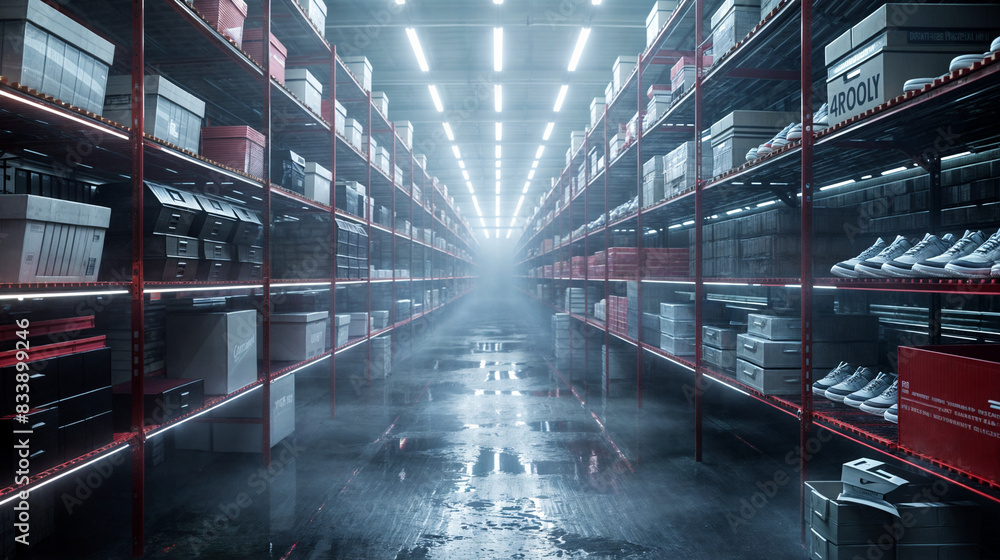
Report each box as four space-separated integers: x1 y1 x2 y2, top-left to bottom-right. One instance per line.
693 0 705 463
329 46 338 417
583 130 590 402
366 91 373 384
799 0 815 541
635 53 644 414
260 0 272 467
603 105 611 405
130 1 146 556
406 127 414 357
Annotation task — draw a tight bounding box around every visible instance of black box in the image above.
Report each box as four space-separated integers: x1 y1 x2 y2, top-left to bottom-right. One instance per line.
112 377 205 432
197 241 234 281
1 359 59 414
191 195 238 241
232 245 264 281
271 149 306 193
1 408 59 478
230 205 263 245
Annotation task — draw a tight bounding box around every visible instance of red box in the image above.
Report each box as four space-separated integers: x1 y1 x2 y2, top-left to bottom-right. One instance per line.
193 0 248 46
243 29 288 84
201 125 265 178
898 344 1000 487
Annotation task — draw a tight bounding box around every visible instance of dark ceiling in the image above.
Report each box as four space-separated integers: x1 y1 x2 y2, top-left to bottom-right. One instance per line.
324 0 649 238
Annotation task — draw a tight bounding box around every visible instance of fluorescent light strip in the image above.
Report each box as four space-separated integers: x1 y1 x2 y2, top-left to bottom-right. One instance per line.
452 145 462 159
567 28 591 72
495 169 501 180
0 90 130 140
942 151 971 161
271 282 331 288
494 28 503 72
527 169 535 180
531 160 539 169
428 85 444 112
458 160 466 169
535 145 545 159
495 122 502 141
145 284 262 294
442 122 455 141
146 385 262 439
495 145 502 158
495 180 501 194
494 84 503 112
0 289 129 301
0 444 131 507
462 170 470 180
882 166 909 175
405 28 430 72
467 181 475 193
553 85 569 112
819 179 855 191
542 122 555 141
522 181 531 193
495 160 501 168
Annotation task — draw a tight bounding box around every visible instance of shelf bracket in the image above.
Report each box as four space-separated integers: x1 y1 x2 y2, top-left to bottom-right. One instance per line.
768 183 799 208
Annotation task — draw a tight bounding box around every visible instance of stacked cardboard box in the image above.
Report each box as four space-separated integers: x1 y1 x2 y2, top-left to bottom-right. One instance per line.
564 287 599 315
664 140 713 197
642 155 665 208
660 303 696 356
370 336 392 378
711 0 761 58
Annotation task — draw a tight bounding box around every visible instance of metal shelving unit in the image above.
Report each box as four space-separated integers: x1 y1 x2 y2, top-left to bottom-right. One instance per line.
0 0 477 555
513 0 1000 528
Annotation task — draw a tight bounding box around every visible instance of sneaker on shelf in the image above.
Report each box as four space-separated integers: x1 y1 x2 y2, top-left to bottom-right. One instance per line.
912 230 986 277
991 36 1000 54
844 372 896 408
993 263 1000 278
949 53 988 73
746 146 759 161
881 233 955 278
884 403 899 424
756 141 774 158
814 103 830 130
903 78 936 92
786 122 803 141
831 238 888 278
813 361 853 396
944 228 1000 278
859 379 898 416
769 123 796 150
824 366 877 402
854 235 914 278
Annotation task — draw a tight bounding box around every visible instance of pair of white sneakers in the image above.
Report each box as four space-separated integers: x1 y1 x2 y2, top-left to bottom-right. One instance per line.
745 104 830 162
813 362 898 419
832 229 1000 279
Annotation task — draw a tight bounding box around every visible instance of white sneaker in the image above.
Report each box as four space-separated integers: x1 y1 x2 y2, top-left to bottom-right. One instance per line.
786 123 803 141
993 263 1000 278
881 233 955 278
859 379 897 416
884 403 898 424
911 230 987 277
746 146 759 161
844 372 896 408
757 141 773 157
944 228 1000 278
769 123 796 149
824 366 877 402
812 361 853 395
814 103 829 130
854 235 913 278
831 238 887 278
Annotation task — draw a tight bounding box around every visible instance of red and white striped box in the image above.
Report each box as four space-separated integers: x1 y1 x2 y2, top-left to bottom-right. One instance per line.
243 29 288 84
193 0 248 46
201 125 265 178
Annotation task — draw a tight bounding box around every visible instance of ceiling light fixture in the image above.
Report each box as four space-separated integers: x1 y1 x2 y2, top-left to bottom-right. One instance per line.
553 85 569 112
495 160 501 168
442 122 455 141
522 181 530 193
405 28 429 72
496 180 501 194
462 170 470 180
428 85 444 112
531 160 539 169
495 122 502 141
467 181 475 193
542 122 555 140
452 145 462 159
527 169 535 180
535 145 545 159
591 0 601 4
567 28 591 72
494 84 502 112
495 169 501 180
495 145 501 159
494 28 503 72
458 160 466 169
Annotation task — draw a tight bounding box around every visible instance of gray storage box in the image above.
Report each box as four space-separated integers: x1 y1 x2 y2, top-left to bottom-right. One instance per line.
348 312 368 337
660 334 695 356
711 0 761 57
166 310 257 395
747 313 801 340
191 194 238 242
808 527 882 560
659 302 695 320
703 344 736 371
271 312 329 361
286 68 322 115
103 75 206 153
805 481 895 545
894 501 980 545
0 0 115 114
702 325 738 349
334 313 350 347
736 359 799 394
660 317 696 337
305 0 326 35
304 162 331 205
826 3 1000 123
737 333 800 368
394 121 413 148
343 55 372 91
0 194 110 283
646 1 679 47
710 110 799 176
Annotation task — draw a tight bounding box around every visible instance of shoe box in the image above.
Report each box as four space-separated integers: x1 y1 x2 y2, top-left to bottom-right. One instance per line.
0 194 110 283
711 0 761 58
898 344 1000 488
370 335 392 378
174 372 295 453
201 125 267 178
0 0 116 114
825 3 1000 123
165 309 256 395
321 98 347 135
103 74 206 153
343 56 373 92
304 162 332 206
344 118 364 149
112 377 204 432
395 120 413 149
333 313 351 347
646 1 679 48
270 312 329 361
709 110 799 176
348 312 369 337
286 68 322 115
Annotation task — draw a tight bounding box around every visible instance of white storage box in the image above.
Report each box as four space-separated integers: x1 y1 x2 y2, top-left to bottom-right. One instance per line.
746 313 801 340
571 131 586 154
664 140 713 196
415 153 427 170
0 195 110 283
165 310 257 395
646 1 679 47
334 313 350 347
702 325 738 349
659 302 694 320
304 162 331 205
736 359 799 395
104 74 206 153
0 0 116 114
825 3 1000 123
394 120 413 148
271 312 328 361
344 118 364 149
375 147 390 172
703 345 737 371
659 317 696 337
371 310 389 330
605 81 615 105
736 333 799 368
305 0 327 35
711 0 761 57
348 312 368 337
612 55 638 93
372 91 388 115
590 98 606 127
343 56 372 91
286 68 322 115
660 334 695 356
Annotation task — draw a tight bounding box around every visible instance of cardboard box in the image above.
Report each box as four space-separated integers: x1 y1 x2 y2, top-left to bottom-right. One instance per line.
334 314 350 347
711 1 760 57
104 74 206 153
710 110 799 175
0 195 110 283
165 310 257 395
201 125 266 177
736 359 799 394
305 0 326 35
736 333 799 368
270 312 328 361
243 29 288 83
825 3 1000 123
304 162 331 205
286 68 323 114
899 344 1000 487
612 55 638 93
372 90 389 115
590 97 606 127
394 120 413 148
343 55 373 91
193 0 248 46
0 0 115 114
839 458 916 516
646 1 679 47
349 312 368 337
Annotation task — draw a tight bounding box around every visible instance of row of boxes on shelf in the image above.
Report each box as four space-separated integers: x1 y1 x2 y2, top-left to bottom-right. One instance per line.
531 248 690 280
